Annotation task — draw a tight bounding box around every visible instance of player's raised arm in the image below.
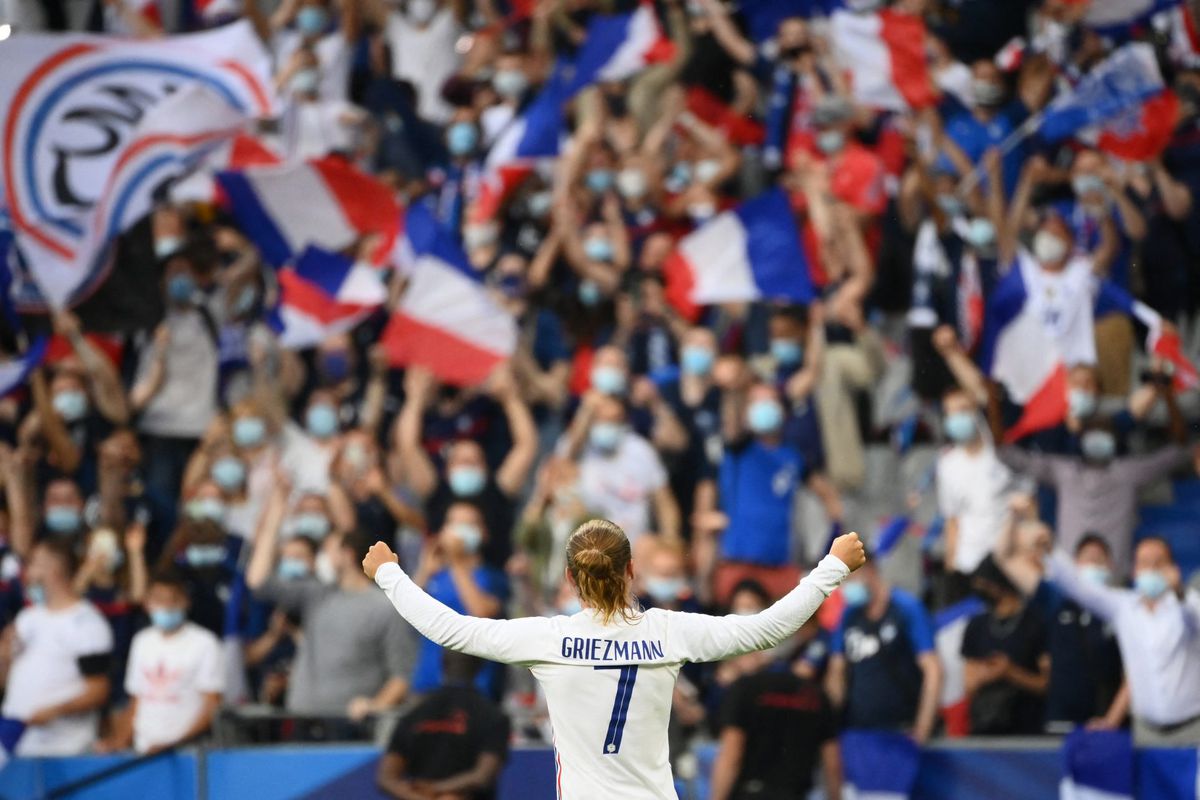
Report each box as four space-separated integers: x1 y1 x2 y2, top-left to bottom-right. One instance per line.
664 533 865 664
364 542 550 666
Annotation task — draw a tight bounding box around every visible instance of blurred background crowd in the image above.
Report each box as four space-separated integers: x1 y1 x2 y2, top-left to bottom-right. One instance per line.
2 0 1200 796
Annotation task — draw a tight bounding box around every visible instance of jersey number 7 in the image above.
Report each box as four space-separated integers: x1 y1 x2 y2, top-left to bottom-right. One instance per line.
594 665 638 755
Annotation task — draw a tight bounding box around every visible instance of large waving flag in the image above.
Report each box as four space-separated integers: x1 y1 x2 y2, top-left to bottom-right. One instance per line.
0 21 275 309
1094 281 1200 391
841 729 921 799
664 188 814 320
382 205 516 385
216 157 401 267
0 337 48 399
14 87 246 309
935 597 986 737
171 133 281 205
269 247 387 349
1040 43 1165 143
564 2 674 92
1060 729 1134 800
830 8 937 111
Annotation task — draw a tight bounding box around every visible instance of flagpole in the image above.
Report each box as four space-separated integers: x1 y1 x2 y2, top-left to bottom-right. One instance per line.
956 111 1045 196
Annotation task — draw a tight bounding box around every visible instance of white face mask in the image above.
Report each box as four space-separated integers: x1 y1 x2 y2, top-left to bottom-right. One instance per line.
315 550 338 584
407 0 437 24
1032 230 1069 265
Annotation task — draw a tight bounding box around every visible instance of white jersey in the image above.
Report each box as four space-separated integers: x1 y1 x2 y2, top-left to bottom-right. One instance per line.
374 555 849 799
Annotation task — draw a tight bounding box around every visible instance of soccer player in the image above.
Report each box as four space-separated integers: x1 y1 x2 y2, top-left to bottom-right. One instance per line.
363 518 865 799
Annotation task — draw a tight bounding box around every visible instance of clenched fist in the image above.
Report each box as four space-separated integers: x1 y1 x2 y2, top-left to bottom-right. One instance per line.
830 532 867 572
362 541 399 580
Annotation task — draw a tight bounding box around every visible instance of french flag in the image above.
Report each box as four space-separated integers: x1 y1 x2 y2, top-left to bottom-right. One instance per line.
194 0 240 21
1040 43 1166 144
830 7 938 112
269 247 387 349
979 253 1096 444
1082 0 1180 35
841 729 921 799
1094 281 1200 392
935 597 986 737
664 188 814 320
0 337 47 400
381 205 516 386
1169 2 1200 68
564 3 674 92
216 157 400 267
472 83 567 222
171 133 280 205
1060 729 1134 800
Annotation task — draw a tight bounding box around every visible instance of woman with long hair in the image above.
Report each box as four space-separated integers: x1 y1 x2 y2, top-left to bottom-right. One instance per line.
363 518 865 799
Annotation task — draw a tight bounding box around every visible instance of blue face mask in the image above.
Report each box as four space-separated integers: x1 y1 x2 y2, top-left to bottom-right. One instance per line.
965 218 996 249
936 194 966 218
446 122 478 156
770 339 803 366
52 390 88 422
589 422 623 452
1079 565 1111 586
296 5 329 34
1069 389 1097 420
186 498 226 524
451 522 483 553
277 558 311 580
185 544 227 568
585 169 614 193
817 129 845 155
1134 570 1170 600
150 607 186 631
943 411 976 443
1081 430 1115 462
290 68 320 96
448 466 486 497
645 577 686 604
27 584 47 605
583 237 614 263
578 279 603 307
167 274 196 304
290 513 330 540
305 404 339 439
44 505 82 534
842 581 869 607
666 162 692 192
681 345 714 376
746 400 783 434
211 457 246 490
232 417 267 448
590 365 626 395
527 191 553 218
560 598 583 615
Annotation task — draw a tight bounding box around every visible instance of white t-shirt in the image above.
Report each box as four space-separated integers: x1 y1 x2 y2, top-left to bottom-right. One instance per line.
936 444 1015 573
376 554 849 800
125 622 224 753
2 601 113 756
384 7 464 123
575 433 668 542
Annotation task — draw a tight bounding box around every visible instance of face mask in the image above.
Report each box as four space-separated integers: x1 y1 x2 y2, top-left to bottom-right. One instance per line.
590 365 627 395
585 169 614 194
186 497 226 524
817 129 845 156
971 79 1004 107
578 279 603 307
446 122 478 156
965 218 996 249
407 0 437 24
583 237 614 262
290 68 320 96
681 345 714 376
448 466 487 497
89 530 124 571
1081 430 1115 462
290 512 330 540
211 456 247 490
342 443 369 472
44 505 82 534
150 607 186 631
318 351 351 383
1069 389 1097 419
27 584 47 606
296 5 329 34
52 390 88 422
589 421 623 452
770 339 803 366
167 274 196 304
943 411 977 444
780 43 811 61
842 581 870 607
937 194 966 218
232 416 267 448
560 598 583 615
1079 565 1111 586
154 236 183 260
277 558 311 580
666 162 692 192
492 69 528 99
462 222 498 251
645 577 686 603
746 399 783 434
1134 570 1170 600
185 544 226 567
451 522 483 553
1071 174 1106 198
694 159 722 185
527 191 553 218
305 404 339 439
233 285 257 317
1033 230 1069 265
315 551 338 584
617 169 647 200
687 202 717 223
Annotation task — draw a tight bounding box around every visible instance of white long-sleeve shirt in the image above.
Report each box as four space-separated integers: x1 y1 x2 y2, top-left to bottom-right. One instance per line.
1048 551 1200 727
375 555 850 799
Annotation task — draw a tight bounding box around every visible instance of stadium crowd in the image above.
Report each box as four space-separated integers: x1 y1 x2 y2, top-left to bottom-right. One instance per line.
3 0 1200 796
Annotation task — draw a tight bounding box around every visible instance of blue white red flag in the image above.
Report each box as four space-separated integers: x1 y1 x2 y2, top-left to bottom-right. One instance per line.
934 597 986 737
830 7 938 111
564 3 674 92
382 205 516 385
269 247 386 349
1040 43 1165 143
171 134 280 205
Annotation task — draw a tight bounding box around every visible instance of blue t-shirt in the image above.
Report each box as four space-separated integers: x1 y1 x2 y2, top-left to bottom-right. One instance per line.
945 102 1029 198
412 566 509 698
718 439 805 565
831 588 934 730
